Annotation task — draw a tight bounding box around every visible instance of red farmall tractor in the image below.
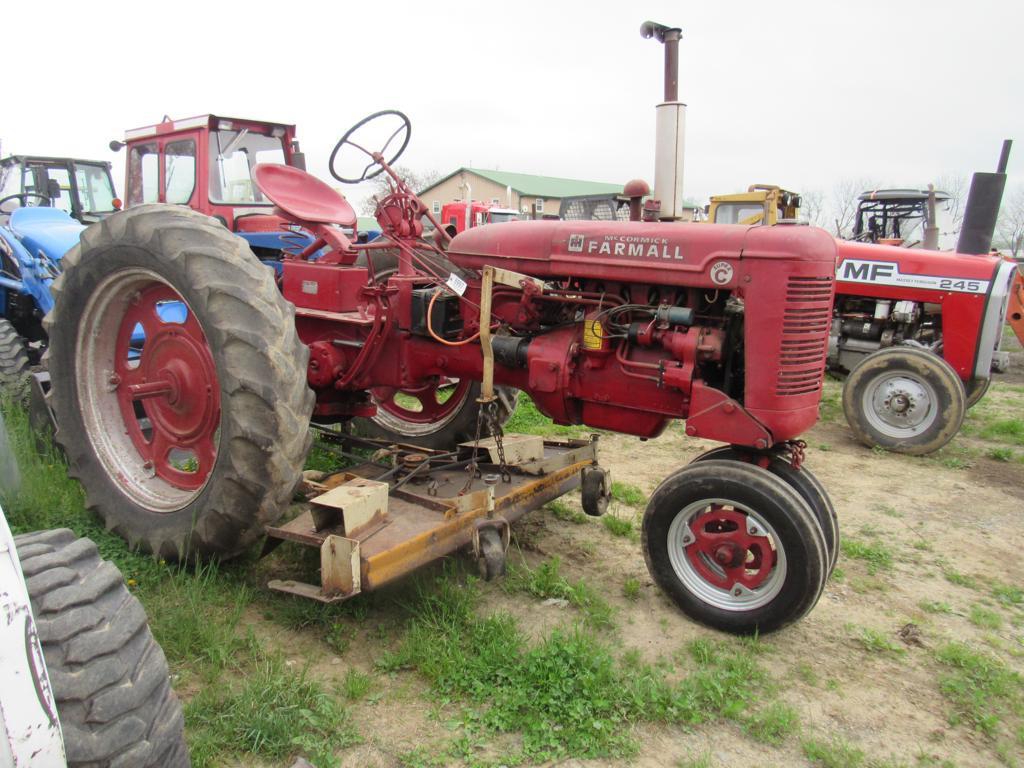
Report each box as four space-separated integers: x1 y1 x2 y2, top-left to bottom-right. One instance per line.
43 31 839 634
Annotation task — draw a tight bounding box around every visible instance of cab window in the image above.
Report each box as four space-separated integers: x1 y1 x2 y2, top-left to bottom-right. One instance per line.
164 140 196 205
713 202 765 225
128 143 160 205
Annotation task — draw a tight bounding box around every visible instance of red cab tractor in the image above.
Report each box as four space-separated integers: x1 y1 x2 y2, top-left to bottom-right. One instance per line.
45 29 840 634
832 144 1021 455
109 115 332 260
439 200 520 235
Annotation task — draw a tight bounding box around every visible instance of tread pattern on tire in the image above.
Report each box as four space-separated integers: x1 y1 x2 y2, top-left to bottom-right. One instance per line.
14 529 189 768
0 317 30 400
44 205 315 559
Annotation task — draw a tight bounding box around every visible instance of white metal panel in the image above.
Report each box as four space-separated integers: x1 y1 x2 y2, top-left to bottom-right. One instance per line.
0 511 66 766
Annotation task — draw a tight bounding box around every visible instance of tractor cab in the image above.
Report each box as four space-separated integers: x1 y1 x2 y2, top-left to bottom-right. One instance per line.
706 184 801 226
851 188 953 249
112 115 315 258
0 155 119 225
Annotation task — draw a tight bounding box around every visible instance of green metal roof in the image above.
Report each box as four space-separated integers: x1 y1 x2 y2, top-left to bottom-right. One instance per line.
424 167 625 199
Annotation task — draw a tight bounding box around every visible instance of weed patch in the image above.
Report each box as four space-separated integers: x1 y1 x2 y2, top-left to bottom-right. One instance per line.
623 576 641 601
602 513 636 539
848 625 905 657
547 499 586 524
504 557 614 628
743 701 800 745
969 605 1003 631
935 641 1024 741
802 736 865 767
841 538 894 574
186 649 358 768
610 480 646 507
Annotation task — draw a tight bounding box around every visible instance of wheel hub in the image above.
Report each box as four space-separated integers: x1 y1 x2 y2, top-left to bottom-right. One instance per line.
685 507 775 592
73 273 223 506
868 374 934 433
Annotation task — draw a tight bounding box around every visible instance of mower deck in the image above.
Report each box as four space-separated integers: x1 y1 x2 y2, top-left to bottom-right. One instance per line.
266 434 603 601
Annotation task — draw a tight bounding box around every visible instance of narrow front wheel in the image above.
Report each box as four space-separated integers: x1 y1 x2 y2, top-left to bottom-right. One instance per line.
642 460 828 634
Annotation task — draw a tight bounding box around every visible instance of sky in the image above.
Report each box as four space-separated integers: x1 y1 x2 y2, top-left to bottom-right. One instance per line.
3 0 1020 212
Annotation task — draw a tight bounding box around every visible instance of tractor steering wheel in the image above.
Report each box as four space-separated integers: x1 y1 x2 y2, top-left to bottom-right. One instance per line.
329 110 411 184
0 193 52 214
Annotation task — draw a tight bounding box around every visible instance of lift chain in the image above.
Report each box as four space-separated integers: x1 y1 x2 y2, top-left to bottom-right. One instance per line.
784 439 807 470
484 400 513 483
461 400 512 494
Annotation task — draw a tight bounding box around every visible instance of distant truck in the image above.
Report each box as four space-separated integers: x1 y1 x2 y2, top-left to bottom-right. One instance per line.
707 167 1022 456
439 200 520 235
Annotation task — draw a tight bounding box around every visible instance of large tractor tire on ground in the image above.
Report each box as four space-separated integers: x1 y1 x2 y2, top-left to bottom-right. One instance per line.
642 460 828 635
45 205 315 560
352 248 519 449
0 317 30 400
14 528 189 767
842 346 965 456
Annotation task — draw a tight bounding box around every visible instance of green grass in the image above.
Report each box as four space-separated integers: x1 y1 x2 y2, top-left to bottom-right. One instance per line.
918 600 954 615
993 582 1024 608
935 641 1024 740
601 513 635 539
504 557 614 628
546 499 586 524
504 394 588 437
943 569 980 590
743 701 800 745
378 570 783 762
969 605 1004 631
623 576 642 601
343 668 373 700
803 736 866 767
610 480 646 507
848 625 905 657
987 446 1017 462
979 417 1024 446
186 647 359 768
840 538 894 574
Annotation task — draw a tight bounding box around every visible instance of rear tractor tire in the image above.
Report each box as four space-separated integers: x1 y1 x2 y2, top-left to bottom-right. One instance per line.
842 346 965 456
641 460 828 635
45 205 315 560
352 249 519 449
0 317 30 401
15 529 189 767
964 376 990 410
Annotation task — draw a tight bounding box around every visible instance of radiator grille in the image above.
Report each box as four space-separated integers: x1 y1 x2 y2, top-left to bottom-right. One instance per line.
778 276 833 396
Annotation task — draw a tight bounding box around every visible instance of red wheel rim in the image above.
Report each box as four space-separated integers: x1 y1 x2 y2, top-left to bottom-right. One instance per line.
685 506 776 592
371 378 471 425
112 283 220 491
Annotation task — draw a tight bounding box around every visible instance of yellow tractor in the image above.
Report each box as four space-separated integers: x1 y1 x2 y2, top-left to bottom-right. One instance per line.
705 184 800 225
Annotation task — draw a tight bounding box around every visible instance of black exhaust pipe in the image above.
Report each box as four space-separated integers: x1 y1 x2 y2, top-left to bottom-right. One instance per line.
956 139 1012 255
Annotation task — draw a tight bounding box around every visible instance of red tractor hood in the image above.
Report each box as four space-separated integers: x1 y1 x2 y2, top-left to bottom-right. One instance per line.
448 220 836 287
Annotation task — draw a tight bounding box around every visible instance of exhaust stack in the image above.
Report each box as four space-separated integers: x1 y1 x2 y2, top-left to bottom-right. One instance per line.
641 21 685 221
956 139 1012 255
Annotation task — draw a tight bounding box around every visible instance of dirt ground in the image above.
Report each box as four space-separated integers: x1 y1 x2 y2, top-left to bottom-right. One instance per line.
232 332 1024 768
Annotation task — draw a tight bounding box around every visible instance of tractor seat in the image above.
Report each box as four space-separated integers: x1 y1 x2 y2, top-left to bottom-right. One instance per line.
252 164 356 227
9 207 84 263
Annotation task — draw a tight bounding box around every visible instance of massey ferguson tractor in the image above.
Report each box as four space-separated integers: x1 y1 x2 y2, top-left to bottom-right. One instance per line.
42 25 838 635
707 146 1022 455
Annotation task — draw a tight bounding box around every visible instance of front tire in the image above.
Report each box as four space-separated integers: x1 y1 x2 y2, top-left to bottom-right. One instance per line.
15 529 189 767
642 460 828 635
842 346 965 456
45 206 315 560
